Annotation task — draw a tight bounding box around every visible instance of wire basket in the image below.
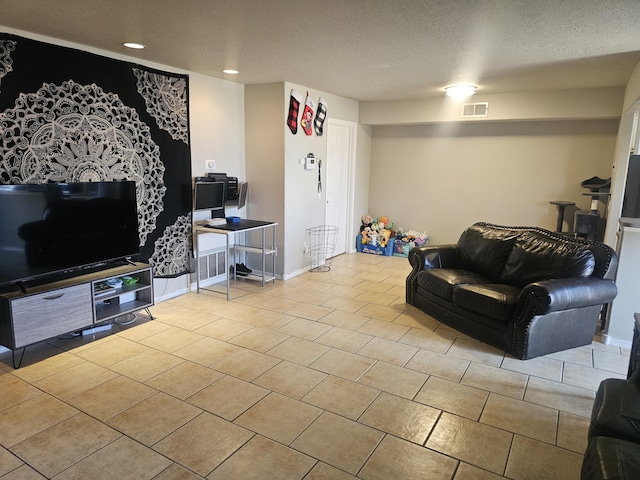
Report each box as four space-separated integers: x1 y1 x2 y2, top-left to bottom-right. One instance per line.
306 225 339 272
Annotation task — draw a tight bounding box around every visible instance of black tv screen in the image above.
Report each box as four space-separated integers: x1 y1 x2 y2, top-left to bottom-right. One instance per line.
194 181 225 218
0 181 139 288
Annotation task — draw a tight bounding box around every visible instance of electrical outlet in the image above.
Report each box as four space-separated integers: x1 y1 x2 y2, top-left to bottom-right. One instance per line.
205 159 216 170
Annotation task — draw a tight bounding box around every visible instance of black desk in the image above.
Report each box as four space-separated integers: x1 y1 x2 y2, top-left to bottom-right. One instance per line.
194 219 277 300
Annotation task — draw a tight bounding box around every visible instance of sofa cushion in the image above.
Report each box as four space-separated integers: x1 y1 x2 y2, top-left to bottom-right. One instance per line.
453 284 521 322
501 231 595 288
457 225 519 281
417 269 490 302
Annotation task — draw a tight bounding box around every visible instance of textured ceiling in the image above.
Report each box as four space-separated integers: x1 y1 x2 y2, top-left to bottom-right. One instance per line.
1 0 640 101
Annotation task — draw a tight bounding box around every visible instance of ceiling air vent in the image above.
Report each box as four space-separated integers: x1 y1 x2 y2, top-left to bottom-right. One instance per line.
462 102 488 118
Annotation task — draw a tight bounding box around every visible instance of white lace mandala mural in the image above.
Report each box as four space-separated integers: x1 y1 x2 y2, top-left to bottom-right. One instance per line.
148 215 192 276
0 80 166 246
0 39 17 88
133 68 189 144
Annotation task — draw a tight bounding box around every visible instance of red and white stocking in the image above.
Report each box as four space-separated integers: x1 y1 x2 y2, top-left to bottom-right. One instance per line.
300 93 315 136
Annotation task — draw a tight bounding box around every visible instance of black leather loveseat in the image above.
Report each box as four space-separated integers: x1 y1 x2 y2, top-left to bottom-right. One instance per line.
406 222 618 359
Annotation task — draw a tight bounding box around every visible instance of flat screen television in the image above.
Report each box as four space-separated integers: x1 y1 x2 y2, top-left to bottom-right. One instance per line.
194 181 225 218
0 181 139 289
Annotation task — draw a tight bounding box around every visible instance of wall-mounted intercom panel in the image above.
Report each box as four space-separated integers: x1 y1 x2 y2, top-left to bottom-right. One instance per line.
305 153 316 170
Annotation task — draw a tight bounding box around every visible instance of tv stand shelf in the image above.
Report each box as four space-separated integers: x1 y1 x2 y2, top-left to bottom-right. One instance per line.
0 262 154 365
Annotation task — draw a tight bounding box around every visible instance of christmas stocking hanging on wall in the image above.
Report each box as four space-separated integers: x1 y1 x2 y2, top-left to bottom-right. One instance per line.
300 92 315 136
314 97 328 136
287 89 303 134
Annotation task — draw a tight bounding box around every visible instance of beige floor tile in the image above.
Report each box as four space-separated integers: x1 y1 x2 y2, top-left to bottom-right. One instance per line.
353 290 398 307
72 336 151 366
242 309 296 329
211 348 281 381
319 310 370 330
253 295 300 313
454 463 506 480
291 412 384 475
320 296 368 314
504 434 583 480
593 349 630 375
357 336 418 366
524 376 595 417
116 319 173 341
235 392 322 444
283 289 333 306
393 311 440 331
355 304 402 322
10 351 86 383
358 361 428 399
0 394 78 448
172 336 240 366
267 337 331 366
68 375 157 421
304 462 359 480
157 309 221 331
461 361 528 399
359 434 457 480
144 361 223 400
562 361 625 391
0 375 42 411
546 345 593 367
54 435 171 480
406 348 470 382
32 362 117 399
480 393 558 444
359 392 440 444
276 317 332 340
208 435 316 480
193 317 254 341
296 279 336 293
302 375 379 419
353 280 394 294
10 413 121 477
322 274 366 287
284 303 334 321
228 326 290 351
1 463 47 479
109 349 184 382
154 463 205 480
427 412 512 475
154 412 254 476
253 360 327 399
315 327 373 352
138 326 204 353
399 327 456 353
415 376 488 420
187 375 269 420
501 354 563 382
0 446 24 476
309 348 376 381
447 338 505 367
107 392 201 446
357 319 407 340
213 303 262 322
557 411 590 454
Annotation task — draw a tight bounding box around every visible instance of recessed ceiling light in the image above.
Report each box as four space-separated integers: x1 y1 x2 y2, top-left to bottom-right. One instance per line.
445 84 477 98
222 69 239 75
123 42 145 50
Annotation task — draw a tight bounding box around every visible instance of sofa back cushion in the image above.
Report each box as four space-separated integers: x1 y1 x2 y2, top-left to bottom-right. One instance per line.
457 225 519 281
501 231 595 287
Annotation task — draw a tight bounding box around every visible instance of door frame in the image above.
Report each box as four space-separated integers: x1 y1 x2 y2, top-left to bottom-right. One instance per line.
326 118 357 254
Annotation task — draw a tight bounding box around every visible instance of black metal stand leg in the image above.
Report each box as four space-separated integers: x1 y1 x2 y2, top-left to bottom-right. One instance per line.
12 348 26 369
144 307 154 319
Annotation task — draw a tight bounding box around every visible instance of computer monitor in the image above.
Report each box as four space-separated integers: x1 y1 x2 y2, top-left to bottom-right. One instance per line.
194 181 225 218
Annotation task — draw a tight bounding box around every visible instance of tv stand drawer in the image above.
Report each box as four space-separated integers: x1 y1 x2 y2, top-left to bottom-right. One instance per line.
11 284 94 348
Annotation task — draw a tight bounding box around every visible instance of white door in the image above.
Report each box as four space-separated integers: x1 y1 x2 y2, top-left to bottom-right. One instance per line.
326 123 351 256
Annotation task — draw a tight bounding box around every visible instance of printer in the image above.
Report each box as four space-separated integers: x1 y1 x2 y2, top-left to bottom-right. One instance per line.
194 173 238 201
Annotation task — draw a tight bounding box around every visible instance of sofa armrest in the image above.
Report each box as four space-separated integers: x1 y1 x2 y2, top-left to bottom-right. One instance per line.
519 277 618 315
408 244 460 271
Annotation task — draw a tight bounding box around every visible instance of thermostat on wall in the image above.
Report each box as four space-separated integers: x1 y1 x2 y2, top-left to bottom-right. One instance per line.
305 153 316 170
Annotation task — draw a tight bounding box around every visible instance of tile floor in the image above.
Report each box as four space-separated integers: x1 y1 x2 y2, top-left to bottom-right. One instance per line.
0 253 630 479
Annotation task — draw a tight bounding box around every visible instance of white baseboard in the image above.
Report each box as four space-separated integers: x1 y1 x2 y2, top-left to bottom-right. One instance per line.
600 334 632 350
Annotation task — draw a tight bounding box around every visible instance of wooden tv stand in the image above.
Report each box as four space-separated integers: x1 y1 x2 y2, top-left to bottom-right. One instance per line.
0 262 154 368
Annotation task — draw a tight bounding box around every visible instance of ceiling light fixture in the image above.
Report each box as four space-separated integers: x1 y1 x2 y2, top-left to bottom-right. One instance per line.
445 84 477 98
222 69 239 75
123 42 145 49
